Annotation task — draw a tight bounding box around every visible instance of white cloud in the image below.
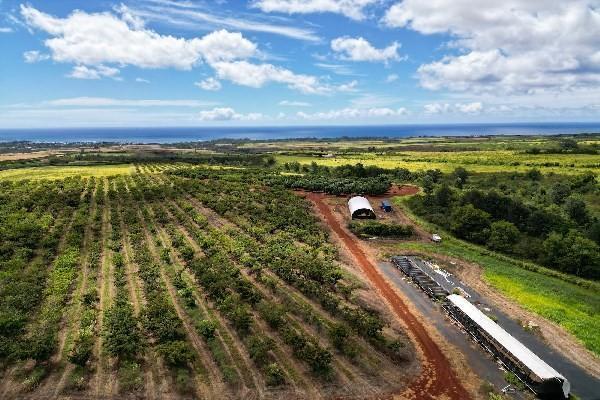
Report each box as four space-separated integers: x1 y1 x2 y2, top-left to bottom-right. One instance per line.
386 74 399 82
21 5 331 94
297 107 409 120
331 37 401 63
424 102 483 114
350 94 401 108
135 77 150 83
251 0 377 20
124 1 319 41
195 77 222 91
44 97 216 107
0 27 13 33
456 101 483 114
68 65 120 80
23 50 50 63
21 5 256 70
198 107 262 121
337 80 359 92
314 62 356 76
383 1 600 96
279 100 311 107
211 60 331 94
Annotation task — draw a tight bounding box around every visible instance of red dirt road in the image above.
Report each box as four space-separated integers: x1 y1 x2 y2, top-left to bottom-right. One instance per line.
305 192 470 400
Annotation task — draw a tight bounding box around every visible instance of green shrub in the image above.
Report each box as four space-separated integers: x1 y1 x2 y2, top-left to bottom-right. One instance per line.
265 363 286 386
156 340 194 367
118 360 143 393
103 301 142 358
198 319 217 340
349 221 414 238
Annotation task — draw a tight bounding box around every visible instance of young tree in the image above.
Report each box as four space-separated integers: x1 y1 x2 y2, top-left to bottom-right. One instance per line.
550 182 571 204
487 221 520 253
543 230 600 278
564 197 590 226
450 204 491 244
421 175 435 196
453 167 469 188
433 184 454 208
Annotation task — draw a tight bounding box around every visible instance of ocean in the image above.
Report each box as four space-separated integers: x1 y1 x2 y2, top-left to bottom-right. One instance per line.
0 122 599 143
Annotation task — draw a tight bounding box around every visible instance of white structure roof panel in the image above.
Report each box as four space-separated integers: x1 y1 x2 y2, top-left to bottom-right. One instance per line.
447 294 564 381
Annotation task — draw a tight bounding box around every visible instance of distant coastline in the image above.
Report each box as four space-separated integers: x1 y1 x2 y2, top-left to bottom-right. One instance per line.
1 122 600 144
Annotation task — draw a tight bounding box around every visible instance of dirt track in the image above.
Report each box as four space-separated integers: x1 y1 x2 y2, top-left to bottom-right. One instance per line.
305 191 470 400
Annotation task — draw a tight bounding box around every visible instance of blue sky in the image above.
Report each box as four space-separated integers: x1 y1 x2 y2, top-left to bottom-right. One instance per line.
1 0 599 127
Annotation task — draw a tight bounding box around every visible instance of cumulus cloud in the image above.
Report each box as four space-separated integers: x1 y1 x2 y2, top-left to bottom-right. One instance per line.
331 37 401 63
68 65 120 80
279 100 311 107
198 107 262 121
383 0 600 95
211 60 332 94
20 5 256 70
20 5 333 93
337 80 358 92
195 77 222 91
297 107 409 120
424 102 483 114
252 0 377 20
23 50 50 63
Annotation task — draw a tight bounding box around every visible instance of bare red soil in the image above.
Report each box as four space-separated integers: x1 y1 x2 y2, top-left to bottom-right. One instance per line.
305 192 470 400
383 184 420 197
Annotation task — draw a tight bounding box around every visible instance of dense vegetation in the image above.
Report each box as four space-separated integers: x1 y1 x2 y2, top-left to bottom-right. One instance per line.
1 135 599 398
0 163 411 399
407 169 600 279
349 221 414 239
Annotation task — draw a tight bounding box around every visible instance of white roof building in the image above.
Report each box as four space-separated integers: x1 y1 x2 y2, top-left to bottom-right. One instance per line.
348 196 376 219
447 294 569 397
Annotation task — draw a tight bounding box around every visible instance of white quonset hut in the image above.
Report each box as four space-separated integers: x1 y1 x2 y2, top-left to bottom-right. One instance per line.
446 294 570 399
348 196 376 219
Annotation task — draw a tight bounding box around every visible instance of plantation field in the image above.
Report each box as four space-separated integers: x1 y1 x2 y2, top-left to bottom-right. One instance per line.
237 135 600 152
0 164 134 180
391 197 600 356
277 151 600 175
0 166 413 399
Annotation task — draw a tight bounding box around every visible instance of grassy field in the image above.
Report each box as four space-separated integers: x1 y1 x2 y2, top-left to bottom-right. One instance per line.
391 196 600 356
277 151 600 175
0 164 134 180
238 135 600 152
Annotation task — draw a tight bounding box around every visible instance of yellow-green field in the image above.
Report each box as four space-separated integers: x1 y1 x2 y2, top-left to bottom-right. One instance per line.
0 164 134 180
277 151 600 175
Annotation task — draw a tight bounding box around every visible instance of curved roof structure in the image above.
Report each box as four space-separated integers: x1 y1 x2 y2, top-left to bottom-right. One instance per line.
447 294 569 397
348 196 376 219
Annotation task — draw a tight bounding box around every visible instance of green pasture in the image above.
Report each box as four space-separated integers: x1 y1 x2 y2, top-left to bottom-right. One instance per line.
0 164 134 181
277 150 599 175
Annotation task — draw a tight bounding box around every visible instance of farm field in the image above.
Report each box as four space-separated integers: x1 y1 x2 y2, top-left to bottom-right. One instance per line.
0 135 599 400
0 165 416 399
277 150 600 175
0 164 134 181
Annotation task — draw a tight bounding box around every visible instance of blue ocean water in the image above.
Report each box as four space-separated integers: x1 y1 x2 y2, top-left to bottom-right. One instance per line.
0 122 599 143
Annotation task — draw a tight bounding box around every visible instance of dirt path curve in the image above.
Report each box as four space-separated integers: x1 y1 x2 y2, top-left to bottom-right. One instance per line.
305 192 470 400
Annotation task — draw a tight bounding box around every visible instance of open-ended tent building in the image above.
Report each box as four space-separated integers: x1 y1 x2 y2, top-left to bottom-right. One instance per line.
348 196 376 219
